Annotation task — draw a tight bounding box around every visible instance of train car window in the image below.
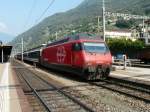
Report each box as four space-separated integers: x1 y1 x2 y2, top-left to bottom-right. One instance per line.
72 43 82 51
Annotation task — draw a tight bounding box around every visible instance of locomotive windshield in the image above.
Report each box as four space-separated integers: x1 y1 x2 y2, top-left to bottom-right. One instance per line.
83 42 108 53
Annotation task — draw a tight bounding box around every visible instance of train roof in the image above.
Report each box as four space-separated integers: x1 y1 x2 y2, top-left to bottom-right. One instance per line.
69 33 102 40
24 44 46 53
46 33 103 47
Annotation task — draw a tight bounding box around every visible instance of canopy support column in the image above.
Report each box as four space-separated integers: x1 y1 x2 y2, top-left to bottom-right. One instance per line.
1 48 3 63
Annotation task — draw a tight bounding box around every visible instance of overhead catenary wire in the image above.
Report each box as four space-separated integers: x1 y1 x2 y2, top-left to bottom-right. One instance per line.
13 0 37 56
35 0 55 24
15 0 37 58
23 0 37 31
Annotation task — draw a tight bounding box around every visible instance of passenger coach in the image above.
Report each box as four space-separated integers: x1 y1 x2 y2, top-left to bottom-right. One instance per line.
23 45 45 63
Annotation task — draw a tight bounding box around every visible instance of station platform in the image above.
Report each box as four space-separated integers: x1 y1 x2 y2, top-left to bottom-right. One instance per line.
0 63 31 112
111 65 150 85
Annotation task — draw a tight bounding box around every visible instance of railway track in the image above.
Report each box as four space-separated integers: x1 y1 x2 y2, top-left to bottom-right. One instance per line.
12 61 94 112
11 60 150 111
89 77 150 104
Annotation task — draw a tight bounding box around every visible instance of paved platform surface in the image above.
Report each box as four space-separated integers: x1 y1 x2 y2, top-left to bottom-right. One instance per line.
0 63 31 112
111 65 150 85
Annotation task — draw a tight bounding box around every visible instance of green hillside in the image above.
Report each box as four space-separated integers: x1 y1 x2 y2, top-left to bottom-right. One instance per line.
11 0 150 50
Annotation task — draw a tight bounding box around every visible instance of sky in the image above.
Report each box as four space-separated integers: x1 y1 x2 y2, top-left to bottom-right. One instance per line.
0 0 84 42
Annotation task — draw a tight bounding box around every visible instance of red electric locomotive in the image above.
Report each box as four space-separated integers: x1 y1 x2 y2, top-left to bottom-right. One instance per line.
41 33 112 80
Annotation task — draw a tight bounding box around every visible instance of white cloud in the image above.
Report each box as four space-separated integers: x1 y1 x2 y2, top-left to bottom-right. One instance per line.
0 22 8 33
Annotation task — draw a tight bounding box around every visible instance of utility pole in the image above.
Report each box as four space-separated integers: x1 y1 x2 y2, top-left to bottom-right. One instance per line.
142 19 145 42
55 32 58 40
142 19 147 44
97 16 100 35
21 38 24 61
102 0 106 41
143 19 145 34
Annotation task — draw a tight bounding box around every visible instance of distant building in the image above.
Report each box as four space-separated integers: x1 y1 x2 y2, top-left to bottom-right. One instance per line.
105 20 150 45
131 29 140 39
143 20 150 45
105 30 132 38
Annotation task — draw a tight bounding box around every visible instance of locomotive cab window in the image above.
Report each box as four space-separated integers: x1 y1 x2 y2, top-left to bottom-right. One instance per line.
72 43 82 51
83 42 109 53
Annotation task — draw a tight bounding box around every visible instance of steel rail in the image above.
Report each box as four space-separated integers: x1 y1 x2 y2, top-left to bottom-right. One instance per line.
23 68 95 112
108 77 150 93
17 69 51 112
89 80 150 104
13 60 95 112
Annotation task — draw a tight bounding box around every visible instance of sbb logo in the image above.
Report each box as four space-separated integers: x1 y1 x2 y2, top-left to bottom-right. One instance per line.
57 46 66 63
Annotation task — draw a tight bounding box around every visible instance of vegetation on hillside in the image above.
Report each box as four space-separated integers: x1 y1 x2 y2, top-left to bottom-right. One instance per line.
115 19 137 29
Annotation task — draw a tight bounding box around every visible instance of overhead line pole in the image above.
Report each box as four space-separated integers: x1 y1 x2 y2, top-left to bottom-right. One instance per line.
55 32 58 40
102 0 106 41
143 19 145 33
97 16 100 35
21 38 24 61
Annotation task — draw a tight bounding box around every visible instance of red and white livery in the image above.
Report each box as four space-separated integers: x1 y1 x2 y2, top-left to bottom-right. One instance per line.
41 33 112 80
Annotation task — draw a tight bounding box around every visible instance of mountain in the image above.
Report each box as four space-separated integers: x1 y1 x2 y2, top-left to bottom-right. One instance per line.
0 32 14 44
10 0 150 50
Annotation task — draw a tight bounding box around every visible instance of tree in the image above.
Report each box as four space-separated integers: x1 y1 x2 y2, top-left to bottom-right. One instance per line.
106 38 144 58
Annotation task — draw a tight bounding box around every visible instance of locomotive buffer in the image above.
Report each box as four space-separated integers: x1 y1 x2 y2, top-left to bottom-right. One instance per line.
0 41 12 63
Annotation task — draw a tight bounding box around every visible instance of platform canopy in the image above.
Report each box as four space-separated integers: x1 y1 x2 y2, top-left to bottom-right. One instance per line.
0 45 12 63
